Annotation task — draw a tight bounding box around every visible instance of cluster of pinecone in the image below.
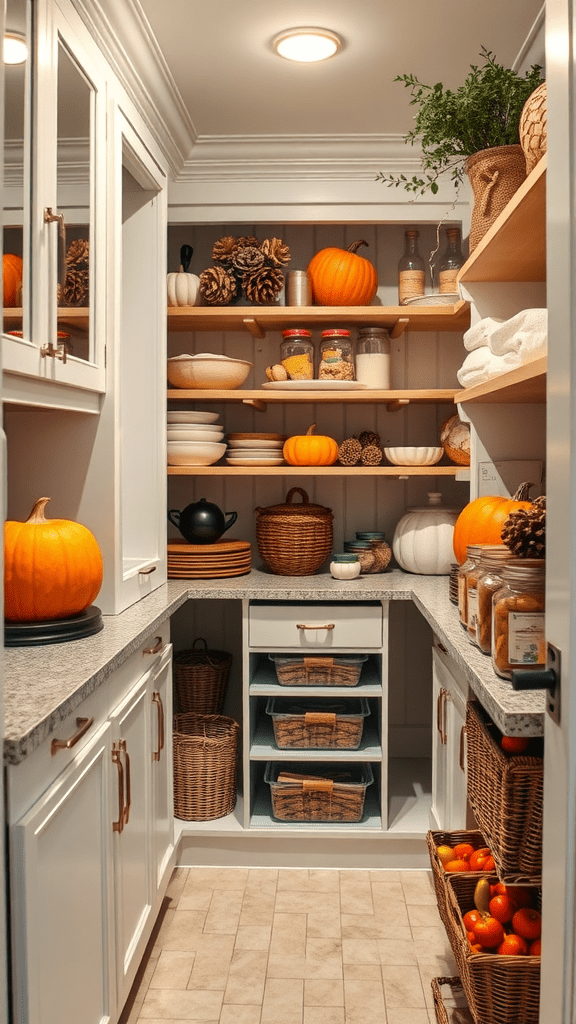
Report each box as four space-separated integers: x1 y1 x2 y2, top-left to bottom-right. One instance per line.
502 494 546 558
60 239 89 307
199 235 291 306
338 431 383 467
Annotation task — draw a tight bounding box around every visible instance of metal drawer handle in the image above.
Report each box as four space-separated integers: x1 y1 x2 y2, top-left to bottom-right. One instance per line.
459 724 467 772
139 566 156 576
111 743 125 834
296 622 335 631
143 636 163 654
122 740 131 825
152 691 165 761
51 716 94 755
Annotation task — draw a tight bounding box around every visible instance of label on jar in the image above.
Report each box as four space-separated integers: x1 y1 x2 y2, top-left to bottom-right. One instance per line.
398 270 425 304
467 585 479 633
439 269 459 293
507 612 546 664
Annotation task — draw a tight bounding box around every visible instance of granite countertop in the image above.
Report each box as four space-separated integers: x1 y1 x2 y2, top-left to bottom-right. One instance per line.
3 568 547 765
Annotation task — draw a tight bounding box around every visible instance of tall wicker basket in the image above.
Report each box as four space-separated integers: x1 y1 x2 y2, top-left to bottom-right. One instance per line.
174 638 232 715
173 712 239 821
255 487 333 576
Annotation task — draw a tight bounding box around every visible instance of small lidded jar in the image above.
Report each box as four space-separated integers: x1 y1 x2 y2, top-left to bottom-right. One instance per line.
330 554 361 580
491 559 546 680
475 546 517 654
355 327 391 389
457 544 484 631
280 329 314 380
319 329 355 380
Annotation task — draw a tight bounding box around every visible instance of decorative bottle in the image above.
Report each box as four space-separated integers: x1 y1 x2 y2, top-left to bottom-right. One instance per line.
398 230 425 305
438 227 464 294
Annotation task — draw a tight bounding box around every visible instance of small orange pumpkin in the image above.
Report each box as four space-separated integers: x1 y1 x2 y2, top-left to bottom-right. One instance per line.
452 483 535 564
307 240 378 306
283 425 338 466
4 497 104 622
3 253 23 307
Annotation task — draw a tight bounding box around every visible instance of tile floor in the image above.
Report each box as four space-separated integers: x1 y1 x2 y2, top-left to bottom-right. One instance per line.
119 866 457 1024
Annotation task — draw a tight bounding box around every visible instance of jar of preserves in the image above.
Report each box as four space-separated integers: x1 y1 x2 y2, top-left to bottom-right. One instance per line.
457 544 484 630
280 329 314 379
475 546 516 654
491 560 546 680
319 329 355 380
355 326 391 389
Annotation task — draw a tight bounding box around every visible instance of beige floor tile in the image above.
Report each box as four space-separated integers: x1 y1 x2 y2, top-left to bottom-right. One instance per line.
406 904 443 929
410 926 454 958
182 867 249 893
223 950 269 1005
277 869 310 890
417 960 459 1006
235 925 272 951
339 878 374 917
261 977 304 1024
247 868 279 889
270 912 307 956
204 889 244 934
274 891 341 915
373 902 411 930
151 907 176 950
306 908 341 939
400 872 436 905
239 890 277 928
370 880 405 900
381 964 426 1008
342 937 381 965
139 988 223 1019
343 965 384 982
177 890 213 913
303 1007 345 1024
377 938 418 966
386 1010 432 1024
304 979 344 1006
341 914 413 941
187 943 234 991
149 951 195 990
368 870 402 883
158 910 209 951
266 953 307 979
342 976 385 1024
220 1006 262 1024
166 868 190 908
308 869 341 892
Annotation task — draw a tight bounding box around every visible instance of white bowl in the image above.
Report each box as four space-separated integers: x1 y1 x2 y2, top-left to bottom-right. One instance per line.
167 353 252 390
167 411 221 424
167 428 224 442
167 440 226 466
384 446 443 466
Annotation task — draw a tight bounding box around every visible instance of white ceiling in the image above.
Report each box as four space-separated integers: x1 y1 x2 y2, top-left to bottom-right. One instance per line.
138 0 545 142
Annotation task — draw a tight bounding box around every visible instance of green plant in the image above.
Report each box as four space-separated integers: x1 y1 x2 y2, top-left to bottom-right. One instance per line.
378 47 543 196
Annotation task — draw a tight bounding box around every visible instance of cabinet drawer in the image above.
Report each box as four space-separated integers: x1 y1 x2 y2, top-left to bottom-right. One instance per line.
248 601 383 649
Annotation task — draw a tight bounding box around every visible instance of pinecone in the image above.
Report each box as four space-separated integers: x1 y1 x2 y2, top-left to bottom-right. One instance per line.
199 265 238 305
63 268 88 307
502 496 546 558
360 444 383 466
338 438 362 466
356 431 381 448
235 235 259 249
212 236 238 264
232 245 265 274
66 238 89 270
261 237 291 266
244 266 284 305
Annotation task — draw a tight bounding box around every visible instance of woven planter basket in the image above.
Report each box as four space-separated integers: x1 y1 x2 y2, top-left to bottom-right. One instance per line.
465 700 543 883
426 829 495 932
173 712 239 821
520 81 547 174
255 487 333 576
466 145 527 252
174 638 232 715
431 977 474 1024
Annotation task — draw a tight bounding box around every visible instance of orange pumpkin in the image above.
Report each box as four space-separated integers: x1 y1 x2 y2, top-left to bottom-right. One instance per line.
307 240 378 306
283 424 338 466
452 483 535 564
3 253 23 307
5 497 104 622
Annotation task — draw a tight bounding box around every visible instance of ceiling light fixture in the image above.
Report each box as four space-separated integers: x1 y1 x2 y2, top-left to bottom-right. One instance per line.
272 27 342 63
3 31 27 65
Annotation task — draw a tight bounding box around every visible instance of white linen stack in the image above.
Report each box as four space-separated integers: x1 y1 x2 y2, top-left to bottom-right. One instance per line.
457 308 547 387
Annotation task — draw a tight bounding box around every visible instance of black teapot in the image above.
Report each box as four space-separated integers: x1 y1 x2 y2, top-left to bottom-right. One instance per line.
168 498 238 544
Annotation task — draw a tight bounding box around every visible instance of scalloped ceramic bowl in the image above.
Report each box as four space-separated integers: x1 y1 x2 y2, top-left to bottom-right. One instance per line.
167 353 252 390
167 440 226 466
167 428 225 442
384 446 443 467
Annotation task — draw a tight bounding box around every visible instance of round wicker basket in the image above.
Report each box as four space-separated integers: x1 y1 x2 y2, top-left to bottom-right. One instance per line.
465 145 527 252
255 487 333 576
174 638 232 715
520 81 547 174
173 712 239 821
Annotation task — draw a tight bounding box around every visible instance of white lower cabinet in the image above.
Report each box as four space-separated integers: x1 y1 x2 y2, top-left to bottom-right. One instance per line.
7 630 175 1024
430 638 468 830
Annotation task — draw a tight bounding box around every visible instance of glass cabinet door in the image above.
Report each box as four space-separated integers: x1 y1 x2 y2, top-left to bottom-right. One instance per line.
3 0 31 341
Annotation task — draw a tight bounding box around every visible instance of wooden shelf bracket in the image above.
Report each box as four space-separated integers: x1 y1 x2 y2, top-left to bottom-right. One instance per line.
390 317 410 340
242 317 266 339
242 398 267 412
386 398 410 413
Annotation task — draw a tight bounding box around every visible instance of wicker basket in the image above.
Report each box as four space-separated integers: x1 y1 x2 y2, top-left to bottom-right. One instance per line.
255 487 333 576
442 872 540 1024
173 712 239 820
266 697 369 749
465 145 527 252
431 977 474 1024
520 81 547 174
465 701 543 883
426 829 494 931
174 638 232 715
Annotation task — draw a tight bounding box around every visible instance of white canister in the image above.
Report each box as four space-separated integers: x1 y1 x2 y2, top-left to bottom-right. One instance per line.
392 492 461 575
355 327 391 389
330 554 361 580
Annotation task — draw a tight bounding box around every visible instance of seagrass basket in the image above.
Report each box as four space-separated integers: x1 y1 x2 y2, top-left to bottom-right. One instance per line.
520 81 547 174
426 829 495 932
466 145 527 251
255 487 333 576
173 638 232 715
431 977 474 1024
173 712 239 820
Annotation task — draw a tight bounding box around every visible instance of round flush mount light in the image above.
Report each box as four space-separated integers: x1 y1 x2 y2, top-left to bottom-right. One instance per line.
4 32 27 65
272 27 343 63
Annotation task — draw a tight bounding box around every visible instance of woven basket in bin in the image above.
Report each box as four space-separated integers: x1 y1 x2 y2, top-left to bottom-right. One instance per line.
174 638 232 715
173 712 239 821
255 487 333 576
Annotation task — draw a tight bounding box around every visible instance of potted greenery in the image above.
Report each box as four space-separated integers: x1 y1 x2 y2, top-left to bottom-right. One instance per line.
378 48 543 249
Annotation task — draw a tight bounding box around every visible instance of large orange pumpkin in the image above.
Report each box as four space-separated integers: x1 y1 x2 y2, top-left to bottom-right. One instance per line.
3 253 23 307
307 240 378 306
5 497 104 622
283 424 338 466
452 483 535 564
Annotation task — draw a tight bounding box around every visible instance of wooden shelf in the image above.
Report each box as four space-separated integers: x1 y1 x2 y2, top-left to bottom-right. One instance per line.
167 465 469 478
3 307 89 331
458 156 547 284
457 356 546 404
167 388 462 411
167 301 470 336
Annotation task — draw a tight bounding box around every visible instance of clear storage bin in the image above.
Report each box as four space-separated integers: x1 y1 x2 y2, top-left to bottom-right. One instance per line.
266 696 370 749
264 761 374 822
268 652 368 687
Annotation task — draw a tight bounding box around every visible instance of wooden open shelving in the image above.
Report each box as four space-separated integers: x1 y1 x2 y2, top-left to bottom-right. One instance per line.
3 307 89 331
168 387 462 412
457 356 546 405
168 464 470 478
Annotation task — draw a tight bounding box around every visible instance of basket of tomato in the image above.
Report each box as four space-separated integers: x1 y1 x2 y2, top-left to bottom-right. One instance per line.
426 829 496 930
465 701 543 883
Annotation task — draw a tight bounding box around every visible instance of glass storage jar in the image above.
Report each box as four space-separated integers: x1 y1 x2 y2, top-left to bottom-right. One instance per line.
475 546 517 654
319 329 355 380
491 559 546 680
355 327 391 389
457 544 484 630
280 329 314 379
438 227 464 294
398 229 425 304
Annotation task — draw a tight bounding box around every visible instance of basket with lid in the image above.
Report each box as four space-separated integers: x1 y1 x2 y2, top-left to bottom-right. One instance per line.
255 487 333 575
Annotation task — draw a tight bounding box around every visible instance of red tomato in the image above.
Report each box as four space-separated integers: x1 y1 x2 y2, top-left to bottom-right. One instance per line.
453 843 475 862
529 938 541 956
498 933 528 956
444 858 471 872
473 916 505 949
512 908 542 941
501 735 530 754
489 894 517 924
490 882 507 897
463 909 483 931
469 847 495 872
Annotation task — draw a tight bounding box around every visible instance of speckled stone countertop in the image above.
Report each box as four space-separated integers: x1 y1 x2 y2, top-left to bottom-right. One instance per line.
3 568 546 765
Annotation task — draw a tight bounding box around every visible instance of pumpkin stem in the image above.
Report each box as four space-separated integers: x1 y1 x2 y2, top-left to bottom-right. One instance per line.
306 424 316 436
513 482 534 501
347 240 369 254
26 497 51 524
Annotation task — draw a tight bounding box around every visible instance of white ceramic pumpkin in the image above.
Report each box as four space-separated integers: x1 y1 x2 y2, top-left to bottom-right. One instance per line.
392 492 461 575
167 243 201 307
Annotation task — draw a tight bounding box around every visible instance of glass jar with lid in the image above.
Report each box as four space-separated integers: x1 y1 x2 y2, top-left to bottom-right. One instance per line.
355 327 391 389
280 329 314 380
319 329 355 380
457 544 484 630
475 546 517 654
491 559 546 680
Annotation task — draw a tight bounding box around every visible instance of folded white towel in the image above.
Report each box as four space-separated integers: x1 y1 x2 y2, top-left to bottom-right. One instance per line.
489 307 547 357
457 346 520 387
463 316 505 352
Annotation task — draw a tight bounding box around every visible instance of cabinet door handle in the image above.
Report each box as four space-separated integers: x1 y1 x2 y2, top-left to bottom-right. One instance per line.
152 691 165 761
143 636 163 654
436 690 445 744
459 724 467 772
51 716 94 755
437 640 448 655
121 740 132 825
111 743 125 834
296 622 335 631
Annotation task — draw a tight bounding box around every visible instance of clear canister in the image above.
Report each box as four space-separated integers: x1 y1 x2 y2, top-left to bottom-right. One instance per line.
457 544 484 631
475 546 517 654
280 329 314 379
319 329 355 380
491 560 546 680
355 327 391 389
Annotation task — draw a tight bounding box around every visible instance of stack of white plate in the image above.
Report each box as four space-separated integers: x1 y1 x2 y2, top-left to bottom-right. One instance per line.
225 432 287 467
167 410 225 465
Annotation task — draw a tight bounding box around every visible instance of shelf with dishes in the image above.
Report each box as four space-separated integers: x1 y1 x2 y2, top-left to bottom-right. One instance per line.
167 464 469 477
168 387 463 411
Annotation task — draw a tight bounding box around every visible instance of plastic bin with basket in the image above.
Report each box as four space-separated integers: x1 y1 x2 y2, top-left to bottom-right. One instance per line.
266 696 370 749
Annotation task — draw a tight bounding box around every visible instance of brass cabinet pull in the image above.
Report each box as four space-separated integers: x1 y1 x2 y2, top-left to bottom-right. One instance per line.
138 566 156 575
459 724 467 772
51 716 94 755
296 622 335 631
152 691 165 761
436 687 448 745
143 636 163 654
111 743 125 833
121 740 131 825
40 339 68 363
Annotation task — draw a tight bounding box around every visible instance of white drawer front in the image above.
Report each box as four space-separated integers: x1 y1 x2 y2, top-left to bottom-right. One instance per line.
248 601 383 649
